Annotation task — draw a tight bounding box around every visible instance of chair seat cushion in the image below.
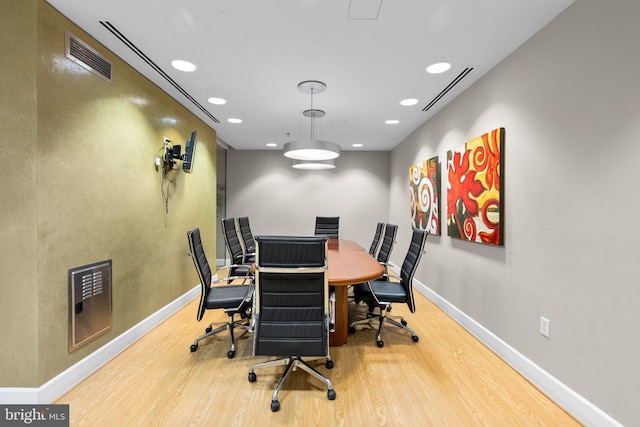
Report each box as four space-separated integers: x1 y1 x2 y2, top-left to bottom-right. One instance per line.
206 285 250 309
368 280 407 303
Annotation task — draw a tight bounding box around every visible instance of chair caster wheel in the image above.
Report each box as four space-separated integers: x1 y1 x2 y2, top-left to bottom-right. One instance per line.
386 306 392 312
248 372 256 382
190 344 198 352
412 335 419 342
227 350 236 359
348 326 356 333
377 340 384 348
271 400 280 412
326 360 334 369
328 389 336 400
205 326 212 333
401 319 407 326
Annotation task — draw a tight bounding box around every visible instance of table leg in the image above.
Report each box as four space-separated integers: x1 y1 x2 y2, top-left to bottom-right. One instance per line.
330 286 348 346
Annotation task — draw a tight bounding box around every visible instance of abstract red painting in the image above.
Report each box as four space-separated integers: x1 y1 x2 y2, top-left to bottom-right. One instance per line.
447 128 504 245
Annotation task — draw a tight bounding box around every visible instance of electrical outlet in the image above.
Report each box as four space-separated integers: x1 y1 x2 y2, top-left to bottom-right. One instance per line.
540 316 550 338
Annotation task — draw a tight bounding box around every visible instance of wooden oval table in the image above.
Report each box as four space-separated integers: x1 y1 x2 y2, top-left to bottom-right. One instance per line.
327 239 384 346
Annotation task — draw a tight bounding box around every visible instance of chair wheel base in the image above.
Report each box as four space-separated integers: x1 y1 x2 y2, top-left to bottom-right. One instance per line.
227 350 236 359
326 360 334 369
248 372 256 382
376 340 384 348
348 326 356 333
205 326 213 333
328 389 336 400
190 344 198 352
412 335 419 342
401 319 407 326
271 400 280 412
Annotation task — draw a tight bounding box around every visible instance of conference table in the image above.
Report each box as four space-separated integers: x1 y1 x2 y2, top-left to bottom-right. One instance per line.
326 239 384 346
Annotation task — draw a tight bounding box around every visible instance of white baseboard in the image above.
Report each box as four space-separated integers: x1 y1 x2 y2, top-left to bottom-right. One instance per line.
0 286 200 405
0 388 39 404
407 273 621 427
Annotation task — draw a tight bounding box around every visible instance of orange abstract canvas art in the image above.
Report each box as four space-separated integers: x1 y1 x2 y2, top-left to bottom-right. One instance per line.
409 156 440 235
447 128 504 245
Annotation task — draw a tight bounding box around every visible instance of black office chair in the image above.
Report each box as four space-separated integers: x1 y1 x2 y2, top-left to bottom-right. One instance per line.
376 223 398 275
187 227 253 358
349 228 428 348
349 222 386 303
248 235 336 412
314 216 339 239
221 217 254 278
352 223 396 306
368 222 385 257
237 216 256 263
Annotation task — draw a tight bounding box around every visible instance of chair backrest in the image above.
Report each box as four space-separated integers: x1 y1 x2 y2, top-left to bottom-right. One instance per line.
253 235 329 357
400 229 429 313
221 217 245 264
314 216 339 239
377 223 398 264
368 222 385 256
237 216 256 254
187 227 212 322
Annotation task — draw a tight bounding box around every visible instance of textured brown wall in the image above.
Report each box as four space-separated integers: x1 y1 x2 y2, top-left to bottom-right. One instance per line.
1 0 218 386
0 0 40 387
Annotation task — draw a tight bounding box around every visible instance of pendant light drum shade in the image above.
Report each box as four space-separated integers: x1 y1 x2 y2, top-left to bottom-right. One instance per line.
291 159 336 169
284 140 341 161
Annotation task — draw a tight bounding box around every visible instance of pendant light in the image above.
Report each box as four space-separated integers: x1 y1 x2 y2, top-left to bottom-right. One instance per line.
291 159 336 170
283 81 341 161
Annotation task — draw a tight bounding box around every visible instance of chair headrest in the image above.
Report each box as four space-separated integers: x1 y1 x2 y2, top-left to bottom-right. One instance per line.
256 236 327 267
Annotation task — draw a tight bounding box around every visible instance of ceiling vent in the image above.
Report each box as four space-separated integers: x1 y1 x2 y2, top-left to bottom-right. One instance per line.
99 21 220 124
65 31 112 82
422 67 474 112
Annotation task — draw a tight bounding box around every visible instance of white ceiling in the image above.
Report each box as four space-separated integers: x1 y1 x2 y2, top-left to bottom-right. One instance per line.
44 0 573 152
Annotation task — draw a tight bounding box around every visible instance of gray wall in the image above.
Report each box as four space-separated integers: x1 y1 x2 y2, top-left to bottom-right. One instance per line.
389 0 639 424
226 150 390 248
226 0 639 424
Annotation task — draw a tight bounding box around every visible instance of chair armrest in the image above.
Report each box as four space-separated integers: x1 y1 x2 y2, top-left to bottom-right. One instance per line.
211 276 252 286
328 290 336 332
241 252 256 263
217 263 249 272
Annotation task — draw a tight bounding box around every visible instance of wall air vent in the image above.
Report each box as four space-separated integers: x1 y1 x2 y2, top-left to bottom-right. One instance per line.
99 21 220 124
68 260 113 352
422 68 474 112
65 31 112 82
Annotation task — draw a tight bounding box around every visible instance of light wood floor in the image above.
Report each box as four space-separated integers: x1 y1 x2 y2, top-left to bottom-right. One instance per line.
56 291 581 426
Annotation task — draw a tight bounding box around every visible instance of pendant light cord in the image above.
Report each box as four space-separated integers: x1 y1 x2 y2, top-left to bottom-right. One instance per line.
310 86 316 140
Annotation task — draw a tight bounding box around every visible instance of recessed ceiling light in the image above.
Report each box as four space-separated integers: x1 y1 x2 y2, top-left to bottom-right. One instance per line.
208 97 226 105
266 143 277 147
426 62 451 74
227 118 242 124
400 98 418 106
171 59 196 72
385 120 400 125
352 143 363 148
